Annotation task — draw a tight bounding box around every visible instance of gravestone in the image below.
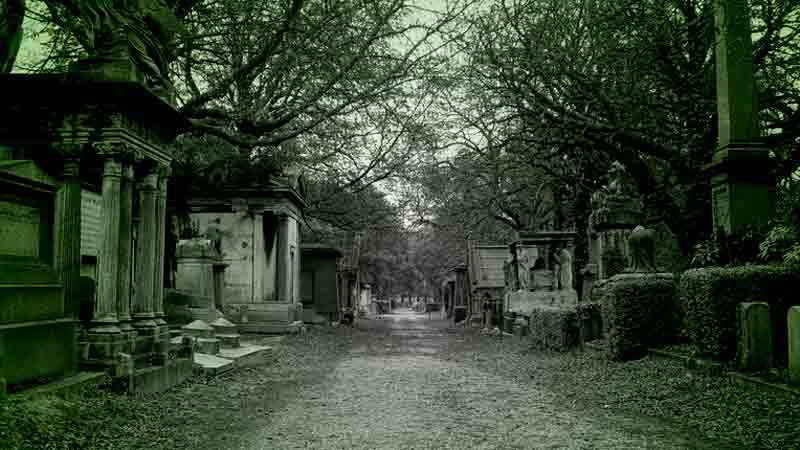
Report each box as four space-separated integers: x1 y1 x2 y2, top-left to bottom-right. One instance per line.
738 302 773 372
787 306 800 385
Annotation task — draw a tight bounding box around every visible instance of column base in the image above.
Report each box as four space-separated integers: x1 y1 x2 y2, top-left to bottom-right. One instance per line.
88 322 122 334
78 329 128 371
133 316 158 328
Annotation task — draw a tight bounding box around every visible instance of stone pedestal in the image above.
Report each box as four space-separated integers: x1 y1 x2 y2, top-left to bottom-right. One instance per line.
738 302 773 372
176 238 225 323
788 306 800 386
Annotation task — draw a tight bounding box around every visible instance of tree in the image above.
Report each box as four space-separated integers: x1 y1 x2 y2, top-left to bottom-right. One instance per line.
456 0 800 254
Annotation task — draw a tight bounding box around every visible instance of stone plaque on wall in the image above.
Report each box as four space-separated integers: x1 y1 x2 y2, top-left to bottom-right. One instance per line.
0 200 40 257
81 191 102 257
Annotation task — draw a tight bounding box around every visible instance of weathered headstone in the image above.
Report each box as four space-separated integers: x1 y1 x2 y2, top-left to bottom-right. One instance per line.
738 302 773 372
788 306 800 385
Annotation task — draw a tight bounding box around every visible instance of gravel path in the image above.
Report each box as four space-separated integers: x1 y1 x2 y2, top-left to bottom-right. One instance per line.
239 309 713 450
11 308 792 450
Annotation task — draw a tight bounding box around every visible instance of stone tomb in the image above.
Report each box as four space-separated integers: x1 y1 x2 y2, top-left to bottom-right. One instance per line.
187 181 306 333
0 74 194 393
300 243 343 324
504 231 603 350
178 317 270 375
0 161 75 394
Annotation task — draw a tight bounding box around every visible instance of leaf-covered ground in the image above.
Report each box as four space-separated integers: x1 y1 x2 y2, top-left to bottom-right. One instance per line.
1 310 798 450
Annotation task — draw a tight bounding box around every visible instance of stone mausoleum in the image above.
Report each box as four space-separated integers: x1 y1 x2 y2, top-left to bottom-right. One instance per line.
0 74 194 394
300 243 343 324
185 178 306 333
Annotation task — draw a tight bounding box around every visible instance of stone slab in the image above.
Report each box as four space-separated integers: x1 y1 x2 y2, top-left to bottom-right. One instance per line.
739 302 773 372
218 344 271 367
193 353 235 376
131 358 194 394
789 306 800 385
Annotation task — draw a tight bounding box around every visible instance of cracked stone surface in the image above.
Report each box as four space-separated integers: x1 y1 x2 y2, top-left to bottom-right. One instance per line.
238 309 714 450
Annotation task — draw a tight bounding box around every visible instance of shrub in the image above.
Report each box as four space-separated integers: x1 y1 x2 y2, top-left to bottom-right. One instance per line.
527 302 602 351
680 265 800 365
598 273 680 361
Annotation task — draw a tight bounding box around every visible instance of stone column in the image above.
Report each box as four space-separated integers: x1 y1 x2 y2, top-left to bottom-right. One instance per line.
133 171 159 328
91 157 123 333
153 166 169 325
54 153 82 319
276 213 290 302
707 0 773 234
117 164 134 331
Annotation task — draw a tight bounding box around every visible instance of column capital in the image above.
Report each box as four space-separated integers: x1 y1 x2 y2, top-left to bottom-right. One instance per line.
157 163 172 179
61 158 81 179
121 164 135 181
52 141 84 158
102 158 123 178
92 141 144 164
137 171 159 190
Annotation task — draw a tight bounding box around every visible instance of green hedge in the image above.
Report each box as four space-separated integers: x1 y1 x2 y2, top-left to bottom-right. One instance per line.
680 265 800 364
527 302 602 352
599 273 680 361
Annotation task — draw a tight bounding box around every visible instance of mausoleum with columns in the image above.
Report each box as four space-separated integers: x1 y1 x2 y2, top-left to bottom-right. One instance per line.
0 74 193 394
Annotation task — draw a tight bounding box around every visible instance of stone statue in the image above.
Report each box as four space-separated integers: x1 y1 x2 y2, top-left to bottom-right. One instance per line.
10 0 186 100
626 225 657 272
516 246 532 291
607 162 634 197
0 0 25 73
557 248 573 290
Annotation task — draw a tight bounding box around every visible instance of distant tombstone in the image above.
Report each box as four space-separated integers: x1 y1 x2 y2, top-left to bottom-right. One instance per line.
738 302 773 372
